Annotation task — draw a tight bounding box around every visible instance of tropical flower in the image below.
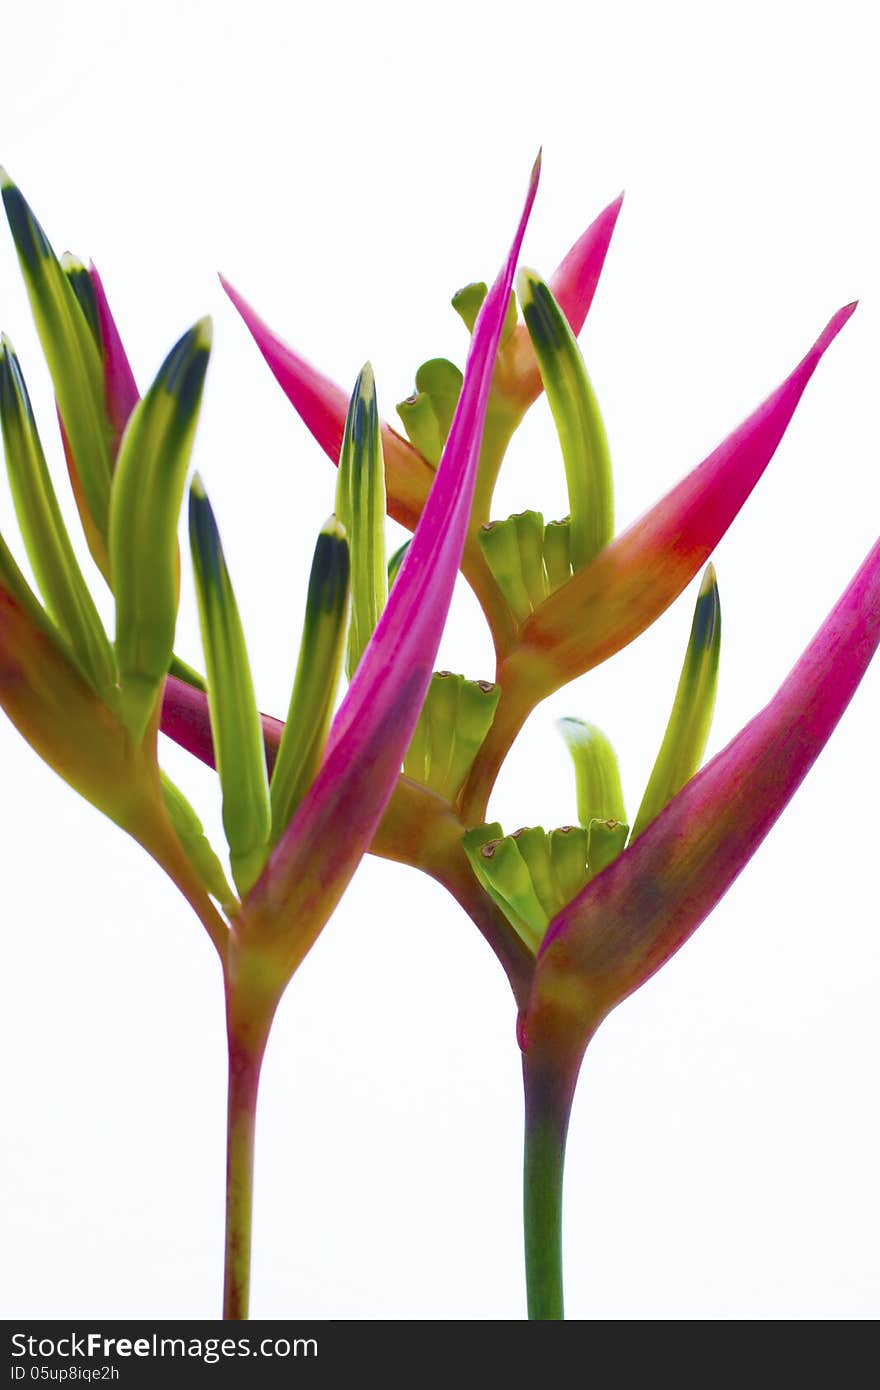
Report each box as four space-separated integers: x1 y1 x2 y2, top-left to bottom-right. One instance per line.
161 177 878 1317
0 162 539 1317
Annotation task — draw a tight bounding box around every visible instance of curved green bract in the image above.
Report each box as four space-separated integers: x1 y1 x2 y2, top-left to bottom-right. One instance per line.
0 338 116 699
110 319 211 736
189 475 270 897
452 282 518 345
630 564 721 842
270 517 350 844
558 717 627 828
396 358 463 467
517 268 613 570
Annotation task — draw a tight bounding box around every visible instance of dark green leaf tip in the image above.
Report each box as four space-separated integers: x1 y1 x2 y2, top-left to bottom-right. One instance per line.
692 564 720 651
349 362 378 452
308 517 350 615
158 317 212 414
1 179 52 274
62 253 101 345
0 337 35 427
518 271 566 352
189 482 224 590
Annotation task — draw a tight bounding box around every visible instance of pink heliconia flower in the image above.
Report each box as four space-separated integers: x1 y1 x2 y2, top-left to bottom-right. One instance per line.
233 159 540 978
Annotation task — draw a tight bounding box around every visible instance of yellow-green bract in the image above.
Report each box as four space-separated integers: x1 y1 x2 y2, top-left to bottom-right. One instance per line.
111 318 212 738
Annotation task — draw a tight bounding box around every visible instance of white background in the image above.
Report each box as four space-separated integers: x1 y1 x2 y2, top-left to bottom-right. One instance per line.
1 0 877 1321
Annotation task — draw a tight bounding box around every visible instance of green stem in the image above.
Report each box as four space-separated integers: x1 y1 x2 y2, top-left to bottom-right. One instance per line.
522 1051 574 1320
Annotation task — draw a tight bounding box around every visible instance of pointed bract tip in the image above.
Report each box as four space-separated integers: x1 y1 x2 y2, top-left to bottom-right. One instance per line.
529 150 543 192
0 330 13 355
190 471 207 500
356 361 375 394
700 561 718 593
192 315 213 350
515 266 540 302
816 301 858 353
60 250 85 272
321 513 347 541
0 166 13 190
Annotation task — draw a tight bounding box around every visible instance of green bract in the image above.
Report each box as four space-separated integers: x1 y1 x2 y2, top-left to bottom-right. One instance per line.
189 474 272 898
336 364 387 678
111 319 212 737
517 268 613 570
630 563 721 840
0 337 116 699
270 516 350 844
1 172 113 575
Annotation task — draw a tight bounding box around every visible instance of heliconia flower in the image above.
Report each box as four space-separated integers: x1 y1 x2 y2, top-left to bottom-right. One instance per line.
235 162 540 989
146 166 876 1325
516 539 880 1318
1 163 541 1320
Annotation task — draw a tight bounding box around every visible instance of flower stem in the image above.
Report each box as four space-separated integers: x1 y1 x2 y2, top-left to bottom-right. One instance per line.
522 1051 574 1320
222 952 279 1320
223 1028 264 1319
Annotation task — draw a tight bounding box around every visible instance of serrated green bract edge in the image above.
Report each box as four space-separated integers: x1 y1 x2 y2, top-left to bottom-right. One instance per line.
402 672 500 803
630 564 721 842
479 517 532 623
270 517 350 844
0 338 116 699
587 818 629 877
517 268 613 570
189 475 270 897
558 717 627 828
463 824 546 952
111 319 211 736
336 365 387 679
